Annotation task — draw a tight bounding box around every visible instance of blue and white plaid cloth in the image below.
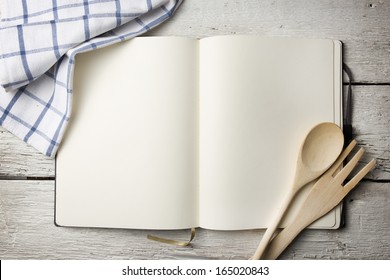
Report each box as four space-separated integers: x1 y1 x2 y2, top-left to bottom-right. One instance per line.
0 0 183 157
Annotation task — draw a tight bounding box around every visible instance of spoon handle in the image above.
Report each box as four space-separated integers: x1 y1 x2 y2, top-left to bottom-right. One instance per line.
251 189 296 259
261 215 309 260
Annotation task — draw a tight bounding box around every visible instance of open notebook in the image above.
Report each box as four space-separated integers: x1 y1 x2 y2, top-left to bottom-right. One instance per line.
55 36 342 230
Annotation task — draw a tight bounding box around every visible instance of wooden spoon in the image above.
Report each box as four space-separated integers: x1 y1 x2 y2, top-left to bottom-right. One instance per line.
251 122 344 259
262 140 376 259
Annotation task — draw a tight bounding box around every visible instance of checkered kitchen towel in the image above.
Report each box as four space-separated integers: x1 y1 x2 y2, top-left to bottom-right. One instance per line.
0 0 183 157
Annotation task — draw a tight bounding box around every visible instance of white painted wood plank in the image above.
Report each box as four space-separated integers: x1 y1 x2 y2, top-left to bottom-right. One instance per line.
0 1 390 83
0 180 388 259
0 127 55 178
351 86 390 180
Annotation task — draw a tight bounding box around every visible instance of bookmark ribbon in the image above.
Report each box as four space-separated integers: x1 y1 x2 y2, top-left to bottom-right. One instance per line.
147 228 196 246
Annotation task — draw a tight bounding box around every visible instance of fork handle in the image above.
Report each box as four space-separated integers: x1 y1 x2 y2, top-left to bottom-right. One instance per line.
261 216 309 260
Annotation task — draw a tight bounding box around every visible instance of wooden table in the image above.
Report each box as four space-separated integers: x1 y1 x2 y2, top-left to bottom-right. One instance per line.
0 1 389 259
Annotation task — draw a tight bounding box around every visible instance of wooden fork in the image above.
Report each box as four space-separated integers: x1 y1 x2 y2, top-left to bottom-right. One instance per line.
261 140 376 260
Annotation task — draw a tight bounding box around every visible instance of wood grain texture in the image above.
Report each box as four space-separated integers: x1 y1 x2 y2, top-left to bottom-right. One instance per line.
2 0 388 83
0 180 388 259
148 0 390 83
0 128 55 178
351 86 390 180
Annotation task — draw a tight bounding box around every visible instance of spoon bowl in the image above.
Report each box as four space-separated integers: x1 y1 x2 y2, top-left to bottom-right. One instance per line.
251 122 344 259
294 122 345 190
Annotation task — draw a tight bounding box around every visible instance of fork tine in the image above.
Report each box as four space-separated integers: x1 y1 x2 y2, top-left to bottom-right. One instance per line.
343 159 376 194
333 147 365 184
326 139 357 176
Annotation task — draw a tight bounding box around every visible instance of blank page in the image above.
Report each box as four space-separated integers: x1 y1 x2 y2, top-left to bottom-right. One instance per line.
199 36 342 229
56 37 199 229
